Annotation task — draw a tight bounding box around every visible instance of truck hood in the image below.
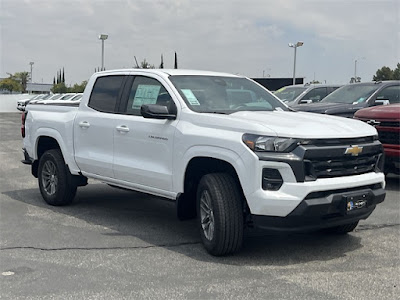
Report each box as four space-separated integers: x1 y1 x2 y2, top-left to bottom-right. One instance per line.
354 104 400 120
188 110 377 139
292 102 368 116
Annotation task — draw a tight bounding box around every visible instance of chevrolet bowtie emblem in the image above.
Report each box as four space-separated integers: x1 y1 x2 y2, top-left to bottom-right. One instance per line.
345 145 363 156
366 119 381 126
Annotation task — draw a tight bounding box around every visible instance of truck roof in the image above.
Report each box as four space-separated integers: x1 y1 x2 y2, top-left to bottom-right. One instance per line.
94 69 241 78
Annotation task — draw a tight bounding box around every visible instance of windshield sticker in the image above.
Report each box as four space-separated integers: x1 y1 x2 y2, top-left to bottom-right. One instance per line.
182 89 200 105
352 97 365 105
132 85 161 108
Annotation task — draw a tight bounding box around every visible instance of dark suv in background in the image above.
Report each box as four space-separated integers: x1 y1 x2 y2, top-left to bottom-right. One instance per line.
292 81 400 117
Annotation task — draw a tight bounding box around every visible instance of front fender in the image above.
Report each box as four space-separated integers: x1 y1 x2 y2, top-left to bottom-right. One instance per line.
173 145 252 195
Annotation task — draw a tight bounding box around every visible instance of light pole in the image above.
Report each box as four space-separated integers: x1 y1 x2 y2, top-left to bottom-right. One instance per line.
354 59 357 80
353 57 365 83
288 41 304 85
98 34 108 71
29 62 34 83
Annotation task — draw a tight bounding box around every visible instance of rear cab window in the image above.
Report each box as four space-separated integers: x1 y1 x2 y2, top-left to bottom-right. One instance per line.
88 75 126 113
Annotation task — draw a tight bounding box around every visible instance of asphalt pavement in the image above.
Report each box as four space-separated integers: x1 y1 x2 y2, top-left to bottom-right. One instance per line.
0 112 399 300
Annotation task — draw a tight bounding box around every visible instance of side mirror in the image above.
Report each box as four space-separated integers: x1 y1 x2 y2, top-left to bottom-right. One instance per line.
141 104 176 120
374 99 390 106
300 99 313 104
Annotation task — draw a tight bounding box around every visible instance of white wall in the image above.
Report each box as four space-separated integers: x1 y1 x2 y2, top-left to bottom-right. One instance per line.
0 94 30 112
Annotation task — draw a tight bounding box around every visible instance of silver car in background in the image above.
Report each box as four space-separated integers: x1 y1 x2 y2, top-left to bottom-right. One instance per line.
274 84 342 106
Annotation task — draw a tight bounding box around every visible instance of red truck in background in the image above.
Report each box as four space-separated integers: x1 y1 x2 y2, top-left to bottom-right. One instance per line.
355 104 400 175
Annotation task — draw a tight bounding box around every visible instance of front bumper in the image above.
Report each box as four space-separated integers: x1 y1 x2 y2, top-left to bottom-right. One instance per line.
241 137 386 217
252 184 385 232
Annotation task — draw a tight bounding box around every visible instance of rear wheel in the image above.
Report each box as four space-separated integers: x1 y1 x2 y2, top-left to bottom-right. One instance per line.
38 149 77 206
197 173 244 256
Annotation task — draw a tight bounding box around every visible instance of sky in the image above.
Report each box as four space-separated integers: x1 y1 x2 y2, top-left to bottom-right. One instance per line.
1 0 399 86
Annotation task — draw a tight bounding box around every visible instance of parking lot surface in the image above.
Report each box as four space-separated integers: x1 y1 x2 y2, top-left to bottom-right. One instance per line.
0 113 399 299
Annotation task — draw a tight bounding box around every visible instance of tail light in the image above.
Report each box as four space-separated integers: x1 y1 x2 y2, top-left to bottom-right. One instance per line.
21 111 27 138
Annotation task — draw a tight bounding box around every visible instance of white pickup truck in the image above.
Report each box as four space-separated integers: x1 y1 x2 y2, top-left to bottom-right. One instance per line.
22 69 386 255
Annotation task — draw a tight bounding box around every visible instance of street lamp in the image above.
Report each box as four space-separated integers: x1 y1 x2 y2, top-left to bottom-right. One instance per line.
354 57 365 83
288 41 304 85
29 62 34 83
98 34 108 71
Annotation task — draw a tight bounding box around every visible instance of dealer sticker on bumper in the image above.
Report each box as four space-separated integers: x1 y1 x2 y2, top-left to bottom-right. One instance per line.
346 194 368 212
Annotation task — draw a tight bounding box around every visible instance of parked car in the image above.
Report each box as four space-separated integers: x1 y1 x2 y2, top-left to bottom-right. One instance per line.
21 69 386 256
17 94 45 111
29 93 60 104
354 104 400 175
34 93 65 104
69 93 83 102
40 93 77 104
36 93 83 106
292 81 400 117
59 93 77 101
274 84 342 106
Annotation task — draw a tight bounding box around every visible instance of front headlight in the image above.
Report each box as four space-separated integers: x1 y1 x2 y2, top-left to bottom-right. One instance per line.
242 134 298 152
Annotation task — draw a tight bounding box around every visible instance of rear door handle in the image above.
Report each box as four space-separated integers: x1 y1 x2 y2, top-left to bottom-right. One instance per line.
79 121 90 128
116 125 130 133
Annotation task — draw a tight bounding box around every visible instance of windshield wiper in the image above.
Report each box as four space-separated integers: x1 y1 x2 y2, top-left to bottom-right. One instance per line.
202 111 229 114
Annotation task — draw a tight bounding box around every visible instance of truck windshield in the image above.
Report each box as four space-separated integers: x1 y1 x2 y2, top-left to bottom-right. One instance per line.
321 84 378 104
274 86 307 102
169 75 288 113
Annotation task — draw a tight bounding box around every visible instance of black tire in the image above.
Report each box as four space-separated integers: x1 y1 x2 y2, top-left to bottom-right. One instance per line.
38 149 77 206
197 173 244 256
325 221 359 234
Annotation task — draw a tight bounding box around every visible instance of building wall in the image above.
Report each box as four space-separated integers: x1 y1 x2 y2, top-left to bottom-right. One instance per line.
27 83 52 93
252 78 304 91
0 94 30 112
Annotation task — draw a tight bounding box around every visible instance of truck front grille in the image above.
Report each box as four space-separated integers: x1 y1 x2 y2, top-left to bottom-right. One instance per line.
379 121 400 128
306 153 380 179
378 131 400 145
302 139 383 180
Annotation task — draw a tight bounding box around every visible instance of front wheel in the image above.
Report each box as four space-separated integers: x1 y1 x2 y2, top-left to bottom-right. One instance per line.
197 173 244 256
38 149 77 206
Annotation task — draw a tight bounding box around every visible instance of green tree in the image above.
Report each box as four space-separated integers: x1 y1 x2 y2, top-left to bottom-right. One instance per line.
140 59 155 69
69 81 87 93
51 82 68 93
393 63 400 80
0 78 21 93
8 72 30 92
159 54 164 69
373 66 394 81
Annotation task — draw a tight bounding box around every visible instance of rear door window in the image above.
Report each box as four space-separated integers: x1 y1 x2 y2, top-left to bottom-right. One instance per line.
88 75 126 113
375 85 400 104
